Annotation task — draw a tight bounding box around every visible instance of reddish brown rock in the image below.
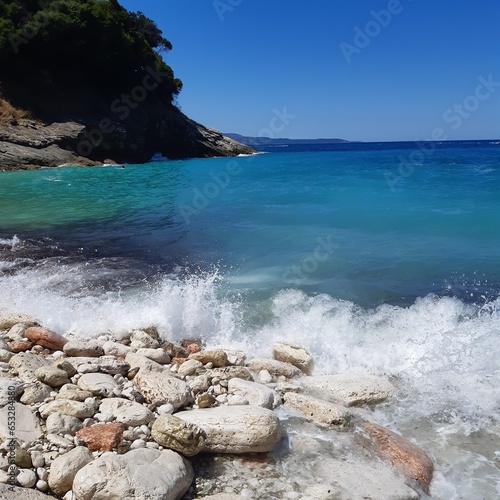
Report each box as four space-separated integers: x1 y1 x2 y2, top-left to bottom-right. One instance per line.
181 339 202 355
76 423 125 452
25 327 68 351
359 421 434 494
8 340 33 353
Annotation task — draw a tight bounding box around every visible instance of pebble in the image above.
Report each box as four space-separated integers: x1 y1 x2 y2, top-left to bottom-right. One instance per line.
17 468 37 488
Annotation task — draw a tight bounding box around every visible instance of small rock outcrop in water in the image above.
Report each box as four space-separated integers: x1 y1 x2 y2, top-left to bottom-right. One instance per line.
0 309 434 498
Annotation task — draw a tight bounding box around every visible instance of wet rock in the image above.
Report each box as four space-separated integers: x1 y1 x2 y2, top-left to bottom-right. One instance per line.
359 422 434 494
302 373 394 407
176 405 282 454
63 340 103 358
76 422 125 452
0 313 38 330
73 448 193 500
273 342 313 374
246 358 302 379
20 382 51 404
48 446 93 496
98 398 153 426
9 352 49 383
34 366 70 388
178 358 203 378
133 370 192 409
46 413 83 435
151 413 206 456
39 399 95 419
189 349 228 367
0 402 43 445
77 373 120 398
228 378 281 409
25 327 68 350
283 392 351 429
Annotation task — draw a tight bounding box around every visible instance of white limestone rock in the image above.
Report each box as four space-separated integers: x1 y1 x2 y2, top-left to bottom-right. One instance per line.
48 446 93 496
46 413 83 435
98 398 153 427
301 373 394 406
176 405 282 454
72 448 193 500
20 382 52 405
16 468 37 488
246 358 302 379
133 370 192 409
0 377 23 405
228 378 281 409
0 312 37 330
0 483 55 498
77 373 120 398
136 348 170 365
0 402 42 445
273 342 313 374
63 340 104 358
177 359 203 378
39 399 95 420
9 352 49 383
283 392 351 429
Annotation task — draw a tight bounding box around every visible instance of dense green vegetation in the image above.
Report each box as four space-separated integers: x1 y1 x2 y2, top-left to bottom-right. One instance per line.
0 0 182 116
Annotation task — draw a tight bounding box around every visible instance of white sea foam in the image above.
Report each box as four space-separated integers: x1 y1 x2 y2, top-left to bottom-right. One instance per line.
0 266 499 496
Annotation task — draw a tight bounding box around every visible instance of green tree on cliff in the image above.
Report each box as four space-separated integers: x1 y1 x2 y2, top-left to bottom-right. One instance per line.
0 0 182 115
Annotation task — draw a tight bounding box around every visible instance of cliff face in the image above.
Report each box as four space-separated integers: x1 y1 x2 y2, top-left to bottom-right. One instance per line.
0 106 255 171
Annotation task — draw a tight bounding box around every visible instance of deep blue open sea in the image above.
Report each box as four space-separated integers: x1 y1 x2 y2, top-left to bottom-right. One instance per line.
1 140 499 497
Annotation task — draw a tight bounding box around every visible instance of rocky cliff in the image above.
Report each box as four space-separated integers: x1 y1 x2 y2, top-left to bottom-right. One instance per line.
0 106 254 171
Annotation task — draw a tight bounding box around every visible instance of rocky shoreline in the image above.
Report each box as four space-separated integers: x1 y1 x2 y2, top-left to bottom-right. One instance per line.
0 111 255 172
0 310 434 499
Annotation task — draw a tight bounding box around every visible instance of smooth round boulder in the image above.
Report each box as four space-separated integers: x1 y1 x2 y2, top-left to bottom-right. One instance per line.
72 448 193 500
176 405 282 454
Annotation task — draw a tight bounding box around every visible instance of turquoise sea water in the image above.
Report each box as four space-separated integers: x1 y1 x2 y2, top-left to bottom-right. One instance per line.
1 141 499 497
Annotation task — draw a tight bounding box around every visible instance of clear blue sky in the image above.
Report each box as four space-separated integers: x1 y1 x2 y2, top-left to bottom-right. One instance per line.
120 0 499 141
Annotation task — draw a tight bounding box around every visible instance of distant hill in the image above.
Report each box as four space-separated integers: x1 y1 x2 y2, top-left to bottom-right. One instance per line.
225 133 349 147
